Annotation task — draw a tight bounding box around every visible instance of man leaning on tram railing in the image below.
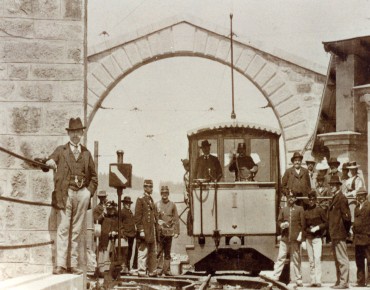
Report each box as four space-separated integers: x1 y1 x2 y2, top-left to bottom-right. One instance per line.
267 151 370 288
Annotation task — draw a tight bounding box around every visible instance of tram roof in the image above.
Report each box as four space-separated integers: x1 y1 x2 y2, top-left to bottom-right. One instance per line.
187 122 281 137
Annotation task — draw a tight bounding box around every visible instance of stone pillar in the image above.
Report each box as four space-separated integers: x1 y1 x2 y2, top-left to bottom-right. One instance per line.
360 94 370 189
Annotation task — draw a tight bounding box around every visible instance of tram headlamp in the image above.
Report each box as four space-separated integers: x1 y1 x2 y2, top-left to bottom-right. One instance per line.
229 236 242 250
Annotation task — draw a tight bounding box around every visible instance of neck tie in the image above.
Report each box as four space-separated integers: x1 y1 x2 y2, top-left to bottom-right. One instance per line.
204 155 209 160
71 143 79 160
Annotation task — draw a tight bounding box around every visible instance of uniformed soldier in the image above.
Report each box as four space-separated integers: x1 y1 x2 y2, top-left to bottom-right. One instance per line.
156 186 179 276
229 142 258 181
134 179 158 277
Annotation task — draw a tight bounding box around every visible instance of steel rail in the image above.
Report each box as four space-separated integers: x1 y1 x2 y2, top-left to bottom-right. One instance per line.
0 240 54 250
0 145 52 170
0 195 52 207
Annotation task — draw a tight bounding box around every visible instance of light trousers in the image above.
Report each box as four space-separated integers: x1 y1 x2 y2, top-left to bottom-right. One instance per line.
57 188 90 268
137 240 157 274
273 240 302 284
306 237 323 284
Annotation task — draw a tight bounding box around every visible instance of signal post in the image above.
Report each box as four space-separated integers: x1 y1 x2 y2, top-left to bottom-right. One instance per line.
105 150 132 285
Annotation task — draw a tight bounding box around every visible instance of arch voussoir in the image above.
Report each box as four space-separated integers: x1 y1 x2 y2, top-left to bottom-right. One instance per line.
173 23 196 53
193 29 208 54
101 55 122 80
215 38 230 62
135 37 152 61
158 28 174 54
245 55 267 79
123 43 142 67
204 34 221 58
111 47 133 73
92 64 114 88
254 63 278 88
87 73 107 97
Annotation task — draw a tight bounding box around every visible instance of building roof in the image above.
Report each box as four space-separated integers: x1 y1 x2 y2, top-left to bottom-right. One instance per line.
323 35 370 60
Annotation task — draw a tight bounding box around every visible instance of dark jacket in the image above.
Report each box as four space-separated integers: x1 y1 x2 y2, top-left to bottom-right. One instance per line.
282 167 311 196
99 215 118 251
328 190 351 240
194 154 222 181
277 204 304 243
49 143 98 209
353 200 370 246
121 207 136 238
156 200 180 236
93 203 105 224
134 194 158 243
302 205 327 240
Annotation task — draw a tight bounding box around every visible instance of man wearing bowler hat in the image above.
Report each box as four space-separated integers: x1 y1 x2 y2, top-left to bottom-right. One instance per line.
229 142 258 181
134 179 158 277
352 188 370 287
45 117 98 275
156 185 179 276
305 157 316 190
194 140 222 182
282 152 311 206
120 196 136 273
328 175 351 289
328 158 342 178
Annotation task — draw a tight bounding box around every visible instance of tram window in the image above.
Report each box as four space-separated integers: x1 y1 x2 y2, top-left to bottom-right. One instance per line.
251 139 271 181
197 139 218 157
224 138 244 182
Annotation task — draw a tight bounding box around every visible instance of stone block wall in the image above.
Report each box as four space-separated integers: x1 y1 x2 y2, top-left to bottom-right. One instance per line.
0 0 85 280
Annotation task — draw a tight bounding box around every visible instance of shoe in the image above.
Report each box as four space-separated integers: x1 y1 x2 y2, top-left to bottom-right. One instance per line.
352 284 366 287
70 267 83 275
296 283 303 287
310 284 317 287
53 266 66 275
138 271 147 277
148 272 157 277
331 285 349 289
163 272 173 276
316 284 321 287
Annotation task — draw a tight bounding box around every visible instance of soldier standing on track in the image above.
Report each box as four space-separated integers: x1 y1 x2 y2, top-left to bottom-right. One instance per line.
352 188 370 287
134 179 158 277
327 175 351 289
156 186 180 276
45 117 98 275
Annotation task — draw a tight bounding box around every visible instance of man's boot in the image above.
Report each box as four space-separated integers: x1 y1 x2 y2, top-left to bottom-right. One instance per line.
163 259 172 276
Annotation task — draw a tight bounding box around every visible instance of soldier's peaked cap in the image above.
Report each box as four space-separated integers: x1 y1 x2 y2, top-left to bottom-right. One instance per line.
144 179 153 185
160 185 169 193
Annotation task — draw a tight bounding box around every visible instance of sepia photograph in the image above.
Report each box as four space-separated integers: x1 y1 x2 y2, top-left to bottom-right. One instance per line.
0 1 370 289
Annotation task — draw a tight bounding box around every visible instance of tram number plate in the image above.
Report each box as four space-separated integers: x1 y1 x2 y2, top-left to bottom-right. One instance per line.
109 163 132 188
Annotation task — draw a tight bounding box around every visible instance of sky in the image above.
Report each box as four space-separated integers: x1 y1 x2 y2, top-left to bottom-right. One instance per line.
86 0 370 190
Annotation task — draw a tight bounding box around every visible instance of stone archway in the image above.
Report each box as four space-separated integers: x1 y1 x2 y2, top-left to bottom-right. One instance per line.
87 15 326 165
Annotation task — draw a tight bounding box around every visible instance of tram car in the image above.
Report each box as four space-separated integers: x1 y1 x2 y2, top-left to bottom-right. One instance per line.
185 121 281 274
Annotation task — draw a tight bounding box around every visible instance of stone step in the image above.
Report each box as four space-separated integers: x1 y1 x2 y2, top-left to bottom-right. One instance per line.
0 273 83 290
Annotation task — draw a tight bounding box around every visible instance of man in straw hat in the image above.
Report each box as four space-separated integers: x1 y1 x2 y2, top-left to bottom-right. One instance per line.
282 152 310 207
134 179 158 277
351 188 370 287
327 175 351 289
45 117 98 275
346 161 366 198
156 185 179 276
194 139 222 182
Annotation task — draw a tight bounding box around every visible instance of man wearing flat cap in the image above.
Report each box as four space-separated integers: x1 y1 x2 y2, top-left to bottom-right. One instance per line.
134 179 158 277
194 140 222 182
156 185 179 276
45 117 98 275
229 142 258 181
327 175 351 289
352 188 370 287
282 152 310 206
120 196 136 273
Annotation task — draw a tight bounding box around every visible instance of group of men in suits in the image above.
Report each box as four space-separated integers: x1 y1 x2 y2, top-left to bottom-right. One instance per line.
271 151 370 289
